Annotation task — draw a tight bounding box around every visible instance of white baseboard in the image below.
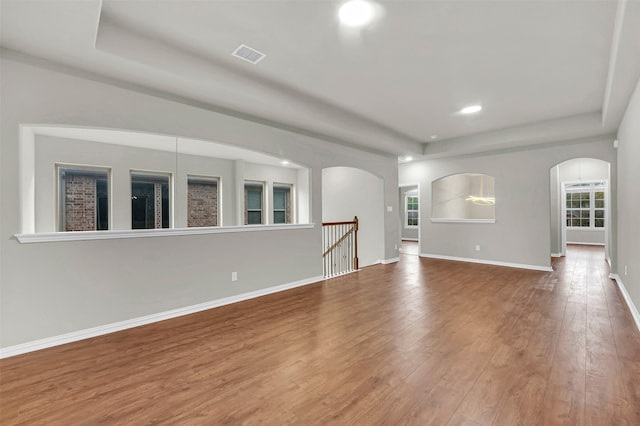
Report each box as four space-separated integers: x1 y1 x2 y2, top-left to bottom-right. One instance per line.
609 274 640 333
0 275 325 359
551 253 563 258
566 242 605 246
379 257 400 264
420 253 553 272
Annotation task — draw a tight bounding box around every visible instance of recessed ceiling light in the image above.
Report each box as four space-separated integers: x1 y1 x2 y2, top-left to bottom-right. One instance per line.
339 1 374 27
398 156 413 163
280 160 290 165
460 105 482 114
430 135 438 140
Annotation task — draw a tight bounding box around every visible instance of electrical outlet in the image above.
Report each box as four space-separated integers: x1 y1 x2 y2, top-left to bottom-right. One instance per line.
232 272 238 282
475 245 481 251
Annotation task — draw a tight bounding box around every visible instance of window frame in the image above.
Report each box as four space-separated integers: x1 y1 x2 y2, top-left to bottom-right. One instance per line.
56 163 111 232
564 180 606 230
405 193 419 228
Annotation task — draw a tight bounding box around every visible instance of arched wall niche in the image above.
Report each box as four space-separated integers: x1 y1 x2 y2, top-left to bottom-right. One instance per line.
431 173 496 222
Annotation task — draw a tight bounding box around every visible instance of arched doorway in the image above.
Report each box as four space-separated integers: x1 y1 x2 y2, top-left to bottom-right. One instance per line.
322 167 385 268
550 158 611 261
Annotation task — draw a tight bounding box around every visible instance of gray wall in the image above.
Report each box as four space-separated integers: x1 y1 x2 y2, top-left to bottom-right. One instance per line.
399 139 616 269
566 229 605 245
399 186 419 240
0 55 400 348
617 77 640 316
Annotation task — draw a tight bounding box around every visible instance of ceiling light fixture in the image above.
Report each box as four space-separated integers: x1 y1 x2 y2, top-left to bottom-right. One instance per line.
465 195 495 206
460 105 482 114
339 1 374 27
465 175 495 206
280 160 290 166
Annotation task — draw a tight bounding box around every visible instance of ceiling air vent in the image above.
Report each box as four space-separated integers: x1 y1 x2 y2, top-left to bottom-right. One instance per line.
232 44 266 64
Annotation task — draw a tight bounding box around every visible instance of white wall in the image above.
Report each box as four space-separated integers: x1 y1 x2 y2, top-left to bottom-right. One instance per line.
399 139 616 270
0 55 400 349
322 167 385 267
617 77 640 319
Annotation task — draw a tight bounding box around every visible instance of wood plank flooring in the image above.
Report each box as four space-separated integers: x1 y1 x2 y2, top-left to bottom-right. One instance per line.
1 245 639 424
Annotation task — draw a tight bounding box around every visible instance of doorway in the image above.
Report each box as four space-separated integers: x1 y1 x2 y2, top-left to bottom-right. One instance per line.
399 184 420 256
550 158 610 262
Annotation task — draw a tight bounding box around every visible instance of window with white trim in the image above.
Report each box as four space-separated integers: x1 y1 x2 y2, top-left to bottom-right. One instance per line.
405 194 419 228
187 175 219 227
131 171 171 229
565 181 605 229
244 181 264 225
58 165 110 231
273 183 292 224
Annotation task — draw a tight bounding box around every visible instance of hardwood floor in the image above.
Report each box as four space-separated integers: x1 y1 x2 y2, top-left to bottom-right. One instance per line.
1 245 639 424
400 240 419 256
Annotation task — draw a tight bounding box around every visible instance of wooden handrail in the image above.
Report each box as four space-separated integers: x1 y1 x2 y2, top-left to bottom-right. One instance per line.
322 220 357 226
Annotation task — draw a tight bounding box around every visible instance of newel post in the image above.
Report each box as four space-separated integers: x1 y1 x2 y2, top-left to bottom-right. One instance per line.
353 215 359 270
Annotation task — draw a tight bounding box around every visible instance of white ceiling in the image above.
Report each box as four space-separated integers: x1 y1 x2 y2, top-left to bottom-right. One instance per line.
1 0 639 158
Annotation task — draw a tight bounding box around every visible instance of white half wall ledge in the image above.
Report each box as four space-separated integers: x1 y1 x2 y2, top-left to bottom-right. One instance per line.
0 274 324 359
420 253 553 272
430 218 496 224
14 223 315 243
609 274 640 333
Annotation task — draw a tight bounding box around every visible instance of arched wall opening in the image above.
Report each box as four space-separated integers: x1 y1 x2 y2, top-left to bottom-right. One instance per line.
322 167 385 268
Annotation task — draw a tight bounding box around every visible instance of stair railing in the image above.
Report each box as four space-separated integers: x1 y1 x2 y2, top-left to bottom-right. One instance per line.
322 216 358 277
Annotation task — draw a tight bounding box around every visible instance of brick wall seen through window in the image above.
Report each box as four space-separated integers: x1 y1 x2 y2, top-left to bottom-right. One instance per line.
59 167 109 231
187 176 218 227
